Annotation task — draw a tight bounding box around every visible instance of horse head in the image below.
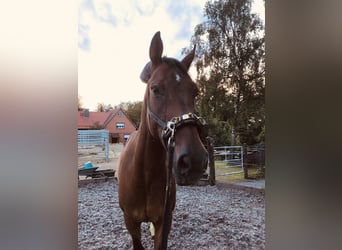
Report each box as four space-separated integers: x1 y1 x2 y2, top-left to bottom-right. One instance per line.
140 31 208 185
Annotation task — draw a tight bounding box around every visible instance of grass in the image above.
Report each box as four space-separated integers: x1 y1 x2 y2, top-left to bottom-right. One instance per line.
214 161 264 182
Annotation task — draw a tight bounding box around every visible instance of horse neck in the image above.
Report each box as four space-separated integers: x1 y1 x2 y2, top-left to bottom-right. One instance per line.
134 99 167 189
139 98 166 160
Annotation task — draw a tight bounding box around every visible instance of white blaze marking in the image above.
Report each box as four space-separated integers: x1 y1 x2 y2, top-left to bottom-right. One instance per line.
175 73 181 82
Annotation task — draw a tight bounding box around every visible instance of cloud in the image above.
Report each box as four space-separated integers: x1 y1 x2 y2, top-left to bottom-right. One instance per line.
78 0 264 110
95 2 117 26
167 1 206 42
78 0 208 110
79 0 95 13
134 0 159 16
78 24 91 50
79 0 118 27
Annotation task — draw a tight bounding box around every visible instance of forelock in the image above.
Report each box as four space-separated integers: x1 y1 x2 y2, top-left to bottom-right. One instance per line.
161 57 188 75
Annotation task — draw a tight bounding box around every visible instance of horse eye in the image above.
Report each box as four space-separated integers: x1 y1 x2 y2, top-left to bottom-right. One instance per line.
151 85 163 96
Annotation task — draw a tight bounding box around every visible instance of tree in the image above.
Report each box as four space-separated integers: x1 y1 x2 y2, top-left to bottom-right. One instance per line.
185 0 265 146
96 103 114 112
118 101 142 127
96 102 105 112
78 96 83 111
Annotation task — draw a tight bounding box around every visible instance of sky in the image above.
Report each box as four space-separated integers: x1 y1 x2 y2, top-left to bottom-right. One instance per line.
78 0 265 111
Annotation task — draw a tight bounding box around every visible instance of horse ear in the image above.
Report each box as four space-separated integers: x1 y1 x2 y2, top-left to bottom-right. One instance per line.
149 31 163 66
140 61 151 83
181 45 196 71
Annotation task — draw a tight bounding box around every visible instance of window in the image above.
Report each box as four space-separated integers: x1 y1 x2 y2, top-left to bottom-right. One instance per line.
116 122 125 129
117 111 123 117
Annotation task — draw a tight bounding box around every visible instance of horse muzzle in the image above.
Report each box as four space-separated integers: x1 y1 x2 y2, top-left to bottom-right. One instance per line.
174 142 208 186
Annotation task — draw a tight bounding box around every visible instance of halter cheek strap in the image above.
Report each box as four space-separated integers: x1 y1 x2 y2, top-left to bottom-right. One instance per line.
147 104 167 130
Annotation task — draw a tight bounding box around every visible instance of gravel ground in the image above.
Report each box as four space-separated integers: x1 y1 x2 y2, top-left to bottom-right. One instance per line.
78 179 265 249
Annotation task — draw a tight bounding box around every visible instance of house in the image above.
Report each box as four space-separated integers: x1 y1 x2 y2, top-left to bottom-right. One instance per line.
78 108 137 143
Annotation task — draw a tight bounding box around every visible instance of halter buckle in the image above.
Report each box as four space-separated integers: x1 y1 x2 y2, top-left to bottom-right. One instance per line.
166 121 175 148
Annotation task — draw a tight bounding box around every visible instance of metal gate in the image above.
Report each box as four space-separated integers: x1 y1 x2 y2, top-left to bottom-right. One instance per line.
78 130 109 161
214 146 243 176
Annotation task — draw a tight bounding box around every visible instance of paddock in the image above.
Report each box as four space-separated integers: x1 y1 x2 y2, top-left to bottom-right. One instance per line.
78 179 265 249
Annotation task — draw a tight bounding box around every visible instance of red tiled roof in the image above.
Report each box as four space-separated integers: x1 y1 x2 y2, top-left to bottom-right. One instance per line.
78 107 138 131
78 110 112 129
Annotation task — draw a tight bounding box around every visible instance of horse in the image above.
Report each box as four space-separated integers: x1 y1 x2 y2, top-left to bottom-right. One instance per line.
117 31 208 250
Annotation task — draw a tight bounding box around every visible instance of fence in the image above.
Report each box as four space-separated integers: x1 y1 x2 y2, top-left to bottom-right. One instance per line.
78 130 109 161
214 146 244 176
245 144 265 168
213 144 265 179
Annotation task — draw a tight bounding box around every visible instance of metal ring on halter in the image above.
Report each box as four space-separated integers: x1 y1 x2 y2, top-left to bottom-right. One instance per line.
166 121 176 148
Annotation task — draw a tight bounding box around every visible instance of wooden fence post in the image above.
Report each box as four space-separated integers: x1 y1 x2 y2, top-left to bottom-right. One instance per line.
207 137 215 186
243 143 248 179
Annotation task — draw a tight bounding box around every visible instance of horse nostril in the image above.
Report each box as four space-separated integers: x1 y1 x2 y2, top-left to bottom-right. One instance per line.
177 154 191 175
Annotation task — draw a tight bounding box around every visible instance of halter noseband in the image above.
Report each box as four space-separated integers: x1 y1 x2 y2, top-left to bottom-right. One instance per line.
146 103 206 147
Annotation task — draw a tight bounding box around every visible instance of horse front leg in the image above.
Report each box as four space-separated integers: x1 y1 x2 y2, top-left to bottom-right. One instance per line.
153 207 174 250
123 214 144 250
153 181 176 250
152 220 167 250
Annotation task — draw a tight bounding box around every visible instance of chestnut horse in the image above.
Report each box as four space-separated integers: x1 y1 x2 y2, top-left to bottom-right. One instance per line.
118 31 208 250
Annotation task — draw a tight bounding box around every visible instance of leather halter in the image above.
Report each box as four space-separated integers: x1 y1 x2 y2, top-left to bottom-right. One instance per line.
146 102 206 147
